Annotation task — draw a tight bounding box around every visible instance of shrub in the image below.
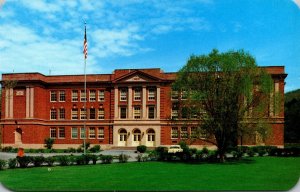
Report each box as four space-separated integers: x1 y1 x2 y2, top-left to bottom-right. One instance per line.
232 149 243 159
74 155 85 165
17 156 32 168
136 154 148 162
246 148 255 157
8 158 17 169
32 156 45 167
89 154 98 164
89 145 101 153
100 155 113 164
155 146 168 161
67 147 77 153
148 151 158 161
45 156 55 166
56 155 71 166
118 154 129 163
0 160 7 170
80 142 91 151
2 146 13 152
137 145 147 153
44 138 55 149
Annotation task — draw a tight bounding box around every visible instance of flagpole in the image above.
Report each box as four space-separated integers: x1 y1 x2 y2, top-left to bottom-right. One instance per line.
83 21 87 155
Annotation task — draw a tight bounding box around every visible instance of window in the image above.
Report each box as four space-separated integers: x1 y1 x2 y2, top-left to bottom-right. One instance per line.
134 106 141 119
98 90 105 101
148 106 155 119
50 127 57 138
58 127 65 138
171 90 179 100
71 108 78 120
71 127 78 139
59 108 65 119
80 108 87 120
148 88 155 101
191 127 198 138
98 108 104 119
50 109 57 120
171 127 178 139
80 90 86 102
171 104 178 119
181 107 188 119
89 90 96 102
89 127 96 139
119 129 127 141
181 127 188 139
147 129 155 141
133 129 141 141
59 91 65 102
120 88 127 101
72 90 78 102
134 88 141 101
98 127 104 139
89 108 96 119
181 90 187 100
80 127 86 139
50 91 57 102
120 107 127 119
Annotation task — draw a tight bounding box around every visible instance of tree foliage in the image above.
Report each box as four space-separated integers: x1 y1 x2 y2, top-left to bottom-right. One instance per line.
173 49 274 161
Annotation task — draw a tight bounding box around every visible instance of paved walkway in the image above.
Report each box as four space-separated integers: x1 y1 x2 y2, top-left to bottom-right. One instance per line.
0 150 139 162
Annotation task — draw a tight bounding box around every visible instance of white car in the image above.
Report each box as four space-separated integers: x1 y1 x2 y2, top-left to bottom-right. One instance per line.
168 145 183 153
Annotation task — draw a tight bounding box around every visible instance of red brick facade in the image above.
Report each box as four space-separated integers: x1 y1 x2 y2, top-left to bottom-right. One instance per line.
0 67 287 149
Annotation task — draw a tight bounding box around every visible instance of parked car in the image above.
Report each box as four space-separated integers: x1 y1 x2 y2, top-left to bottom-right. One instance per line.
168 145 183 153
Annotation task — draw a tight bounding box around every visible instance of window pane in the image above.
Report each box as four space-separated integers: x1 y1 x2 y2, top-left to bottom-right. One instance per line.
80 127 86 139
148 88 155 101
98 108 104 119
98 90 105 101
80 108 87 119
50 91 57 102
72 90 78 102
71 109 78 120
59 91 65 102
81 90 86 102
58 127 65 138
120 89 127 101
98 127 104 139
50 128 56 138
59 108 65 119
89 90 96 102
134 106 141 119
134 88 141 101
181 127 188 139
50 109 57 120
148 106 155 119
89 127 96 139
71 127 78 139
171 127 178 139
90 108 96 119
120 107 127 119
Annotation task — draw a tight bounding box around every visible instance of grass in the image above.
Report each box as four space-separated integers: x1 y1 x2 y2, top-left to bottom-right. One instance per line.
0 157 299 191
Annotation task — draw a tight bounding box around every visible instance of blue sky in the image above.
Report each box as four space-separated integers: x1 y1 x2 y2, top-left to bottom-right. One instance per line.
0 0 299 92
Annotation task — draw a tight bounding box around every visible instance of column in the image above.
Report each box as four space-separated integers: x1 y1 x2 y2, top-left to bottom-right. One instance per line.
142 86 147 119
128 87 132 119
114 86 119 119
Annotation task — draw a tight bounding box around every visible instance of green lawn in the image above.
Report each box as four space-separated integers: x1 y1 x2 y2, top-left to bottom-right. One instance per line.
0 157 299 191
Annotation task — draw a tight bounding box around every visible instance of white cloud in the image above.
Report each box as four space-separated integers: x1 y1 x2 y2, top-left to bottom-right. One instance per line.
293 0 300 9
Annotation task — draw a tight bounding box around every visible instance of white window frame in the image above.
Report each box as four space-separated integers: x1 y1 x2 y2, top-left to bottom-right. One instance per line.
80 90 86 102
133 106 141 119
120 107 127 119
80 108 87 120
50 127 57 138
80 127 86 139
180 127 188 139
59 91 66 102
98 90 105 102
171 90 179 100
89 90 96 102
98 108 104 119
50 109 57 120
72 90 78 102
148 106 155 119
89 108 96 119
71 127 78 139
148 88 155 101
98 127 104 139
50 91 57 102
71 108 78 120
120 89 127 101
134 88 141 101
58 127 65 139
171 127 178 139
89 127 96 139
59 108 65 119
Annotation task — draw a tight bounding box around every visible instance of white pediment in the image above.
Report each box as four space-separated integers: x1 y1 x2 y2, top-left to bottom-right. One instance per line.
125 75 147 82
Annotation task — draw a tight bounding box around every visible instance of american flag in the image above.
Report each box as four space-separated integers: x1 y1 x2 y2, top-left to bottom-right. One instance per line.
83 25 87 59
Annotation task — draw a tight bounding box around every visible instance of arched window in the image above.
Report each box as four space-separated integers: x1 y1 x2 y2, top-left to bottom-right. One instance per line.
119 129 127 141
133 129 141 141
147 129 155 141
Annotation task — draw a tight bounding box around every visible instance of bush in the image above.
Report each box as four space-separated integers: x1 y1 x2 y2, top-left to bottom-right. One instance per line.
100 155 113 164
32 156 45 167
56 155 71 166
118 154 129 163
0 160 7 170
89 145 101 153
137 145 147 153
2 146 13 152
148 151 158 161
67 147 77 153
80 142 91 151
136 154 148 162
155 146 168 161
8 158 17 169
74 155 85 165
89 154 98 164
17 156 32 168
246 148 255 157
44 138 55 149
232 149 243 159
45 156 55 166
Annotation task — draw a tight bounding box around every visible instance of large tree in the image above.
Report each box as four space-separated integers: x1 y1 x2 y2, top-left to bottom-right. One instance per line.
173 49 274 162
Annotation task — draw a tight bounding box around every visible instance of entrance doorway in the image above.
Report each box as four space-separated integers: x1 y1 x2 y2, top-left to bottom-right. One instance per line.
15 128 22 145
118 129 127 146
